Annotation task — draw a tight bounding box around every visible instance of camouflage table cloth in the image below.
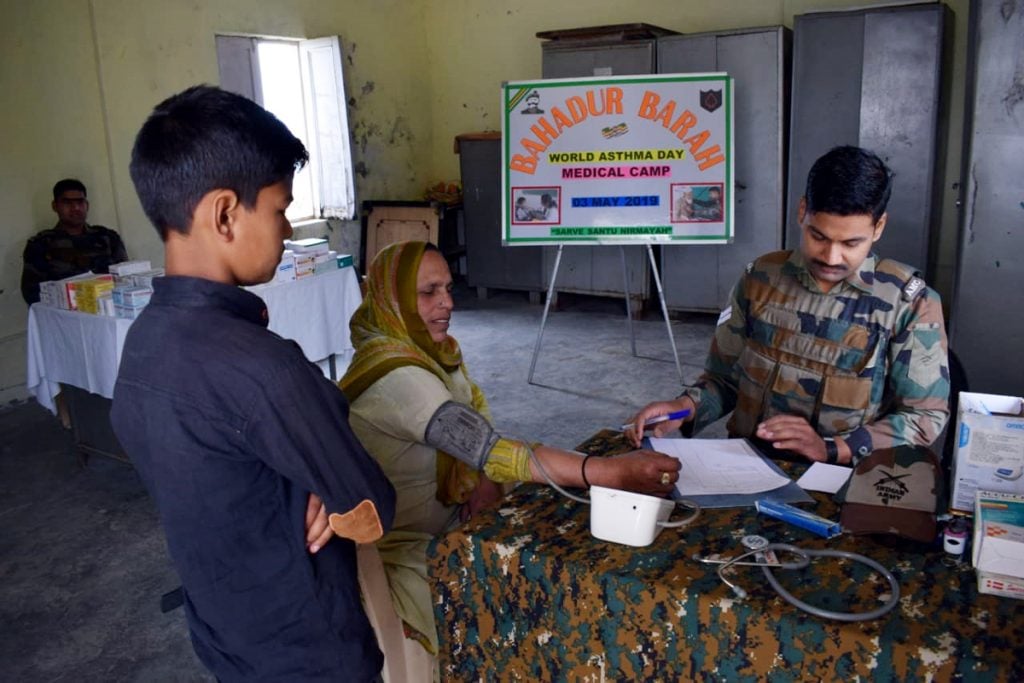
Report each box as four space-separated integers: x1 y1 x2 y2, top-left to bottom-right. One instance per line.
428 432 1023 681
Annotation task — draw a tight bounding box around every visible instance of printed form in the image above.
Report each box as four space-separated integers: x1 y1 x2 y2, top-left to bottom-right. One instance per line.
649 437 791 496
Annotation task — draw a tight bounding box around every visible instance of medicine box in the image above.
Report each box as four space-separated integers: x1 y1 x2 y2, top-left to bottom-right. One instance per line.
973 490 1024 599
128 269 164 288
274 251 296 282
294 253 317 279
39 272 100 309
314 250 339 275
70 277 115 314
286 238 329 255
337 253 353 269
950 392 1024 514
114 304 145 320
112 285 153 308
98 293 115 317
109 260 152 277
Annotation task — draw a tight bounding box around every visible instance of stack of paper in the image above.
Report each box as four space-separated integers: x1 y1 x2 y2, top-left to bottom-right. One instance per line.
648 438 810 507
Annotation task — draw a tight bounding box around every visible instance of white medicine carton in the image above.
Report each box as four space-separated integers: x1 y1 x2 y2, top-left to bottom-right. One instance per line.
950 392 1024 514
973 490 1024 599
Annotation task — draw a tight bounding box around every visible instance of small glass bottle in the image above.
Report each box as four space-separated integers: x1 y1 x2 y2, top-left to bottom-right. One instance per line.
942 517 970 567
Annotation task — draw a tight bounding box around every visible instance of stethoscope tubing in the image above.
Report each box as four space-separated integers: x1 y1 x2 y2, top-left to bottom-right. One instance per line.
701 542 901 621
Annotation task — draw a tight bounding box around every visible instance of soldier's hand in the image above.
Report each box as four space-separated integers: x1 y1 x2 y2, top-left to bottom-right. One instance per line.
625 397 695 448
756 415 828 462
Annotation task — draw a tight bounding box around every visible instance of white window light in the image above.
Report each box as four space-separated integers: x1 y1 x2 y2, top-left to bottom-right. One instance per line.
216 34 356 222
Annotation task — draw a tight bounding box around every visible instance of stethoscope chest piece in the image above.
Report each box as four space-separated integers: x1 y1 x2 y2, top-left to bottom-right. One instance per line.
741 534 769 551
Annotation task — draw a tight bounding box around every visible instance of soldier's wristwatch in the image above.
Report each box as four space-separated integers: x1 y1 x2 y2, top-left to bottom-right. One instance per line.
823 437 839 464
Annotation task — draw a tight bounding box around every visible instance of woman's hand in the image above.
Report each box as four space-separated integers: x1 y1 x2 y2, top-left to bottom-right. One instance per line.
588 450 682 497
625 397 696 448
460 475 504 522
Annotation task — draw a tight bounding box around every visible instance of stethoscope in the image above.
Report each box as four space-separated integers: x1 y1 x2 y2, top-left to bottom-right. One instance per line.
693 534 901 621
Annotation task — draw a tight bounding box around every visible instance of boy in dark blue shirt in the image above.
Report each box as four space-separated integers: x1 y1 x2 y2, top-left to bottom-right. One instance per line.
112 85 395 682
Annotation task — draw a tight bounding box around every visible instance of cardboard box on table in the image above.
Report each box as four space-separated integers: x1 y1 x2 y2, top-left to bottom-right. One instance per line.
950 392 1024 514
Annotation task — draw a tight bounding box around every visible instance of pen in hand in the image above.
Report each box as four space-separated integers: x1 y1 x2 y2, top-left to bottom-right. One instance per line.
620 409 692 432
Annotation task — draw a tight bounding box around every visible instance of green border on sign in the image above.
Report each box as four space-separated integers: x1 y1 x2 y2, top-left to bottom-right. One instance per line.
502 74 733 246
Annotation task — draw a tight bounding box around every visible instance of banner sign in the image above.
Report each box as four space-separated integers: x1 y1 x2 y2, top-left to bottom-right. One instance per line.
502 73 733 246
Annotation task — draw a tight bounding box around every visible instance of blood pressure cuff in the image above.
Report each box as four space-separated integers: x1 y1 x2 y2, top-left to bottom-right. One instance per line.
834 445 942 544
424 401 500 471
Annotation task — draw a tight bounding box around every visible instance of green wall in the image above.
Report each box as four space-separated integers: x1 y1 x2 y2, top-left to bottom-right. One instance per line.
0 0 970 400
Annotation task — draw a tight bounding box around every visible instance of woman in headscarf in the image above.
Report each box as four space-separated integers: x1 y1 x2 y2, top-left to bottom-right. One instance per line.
340 241 680 661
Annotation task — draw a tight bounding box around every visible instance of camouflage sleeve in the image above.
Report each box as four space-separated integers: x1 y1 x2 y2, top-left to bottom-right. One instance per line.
842 287 950 461
680 274 749 434
109 229 128 263
21 235 50 304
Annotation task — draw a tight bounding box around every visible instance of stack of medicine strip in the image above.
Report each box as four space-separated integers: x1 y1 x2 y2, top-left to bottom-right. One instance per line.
38 272 100 310
71 278 116 314
112 285 153 320
287 238 329 279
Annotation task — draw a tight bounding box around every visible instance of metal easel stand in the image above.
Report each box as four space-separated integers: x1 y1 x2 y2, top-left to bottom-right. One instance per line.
527 244 683 384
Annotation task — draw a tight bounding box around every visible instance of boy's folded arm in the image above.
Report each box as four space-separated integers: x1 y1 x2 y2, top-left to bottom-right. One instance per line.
245 359 397 535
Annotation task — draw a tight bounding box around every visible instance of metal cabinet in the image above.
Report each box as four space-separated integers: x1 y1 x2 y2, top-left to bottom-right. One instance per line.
657 27 791 312
786 4 947 274
949 0 1024 396
459 135 546 296
540 36 663 306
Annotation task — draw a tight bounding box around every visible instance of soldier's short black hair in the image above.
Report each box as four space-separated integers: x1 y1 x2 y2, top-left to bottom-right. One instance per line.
129 85 309 240
53 179 87 199
805 146 893 223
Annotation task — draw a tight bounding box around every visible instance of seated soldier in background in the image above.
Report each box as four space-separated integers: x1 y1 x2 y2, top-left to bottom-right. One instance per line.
21 178 128 304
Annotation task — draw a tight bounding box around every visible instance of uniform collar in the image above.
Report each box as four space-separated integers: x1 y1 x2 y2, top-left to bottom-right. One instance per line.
787 250 876 295
151 276 269 327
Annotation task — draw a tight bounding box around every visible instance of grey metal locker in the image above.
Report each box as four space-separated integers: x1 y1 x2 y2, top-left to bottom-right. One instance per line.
786 4 947 275
540 32 667 307
657 27 791 312
459 135 546 295
949 0 1024 396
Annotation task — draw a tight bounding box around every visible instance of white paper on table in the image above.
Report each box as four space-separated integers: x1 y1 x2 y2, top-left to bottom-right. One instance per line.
648 437 792 496
795 462 853 493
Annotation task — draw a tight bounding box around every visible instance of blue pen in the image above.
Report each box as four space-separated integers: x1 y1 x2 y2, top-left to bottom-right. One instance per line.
621 409 692 432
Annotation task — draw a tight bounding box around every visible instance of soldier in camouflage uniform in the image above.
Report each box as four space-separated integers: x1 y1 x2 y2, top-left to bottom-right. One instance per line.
21 178 128 304
629 146 949 465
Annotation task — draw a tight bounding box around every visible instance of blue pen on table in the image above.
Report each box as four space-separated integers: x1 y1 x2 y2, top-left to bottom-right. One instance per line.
620 409 692 432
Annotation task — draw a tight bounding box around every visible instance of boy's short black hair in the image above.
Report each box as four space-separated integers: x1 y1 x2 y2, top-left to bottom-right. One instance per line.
804 145 893 223
130 85 309 240
53 178 87 199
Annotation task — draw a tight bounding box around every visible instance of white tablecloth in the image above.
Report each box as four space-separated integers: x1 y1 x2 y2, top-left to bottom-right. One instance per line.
26 267 362 414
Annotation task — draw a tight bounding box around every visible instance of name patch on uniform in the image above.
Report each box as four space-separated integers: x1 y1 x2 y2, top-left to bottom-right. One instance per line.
902 277 925 301
717 306 732 326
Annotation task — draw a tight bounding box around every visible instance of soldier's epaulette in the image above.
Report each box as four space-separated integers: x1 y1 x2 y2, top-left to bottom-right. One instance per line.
876 258 925 302
902 276 926 302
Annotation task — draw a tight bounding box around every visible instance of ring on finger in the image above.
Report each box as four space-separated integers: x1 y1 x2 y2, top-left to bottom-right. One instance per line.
660 471 671 486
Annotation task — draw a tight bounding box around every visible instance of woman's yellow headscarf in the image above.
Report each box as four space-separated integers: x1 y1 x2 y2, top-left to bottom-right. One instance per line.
340 241 486 505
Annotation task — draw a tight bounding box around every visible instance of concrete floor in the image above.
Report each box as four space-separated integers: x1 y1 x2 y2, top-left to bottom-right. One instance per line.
0 286 722 681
